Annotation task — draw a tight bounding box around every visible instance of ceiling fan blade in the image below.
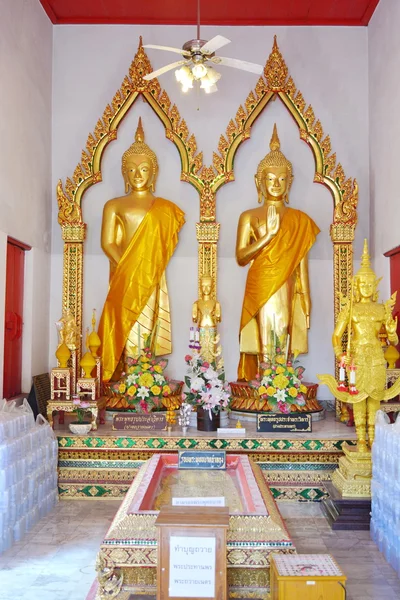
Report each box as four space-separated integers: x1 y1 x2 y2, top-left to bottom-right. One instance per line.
201 35 231 55
211 56 263 75
143 44 191 57
143 60 188 81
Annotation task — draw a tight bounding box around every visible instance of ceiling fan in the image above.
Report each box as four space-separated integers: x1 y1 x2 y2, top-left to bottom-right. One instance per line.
143 2 263 93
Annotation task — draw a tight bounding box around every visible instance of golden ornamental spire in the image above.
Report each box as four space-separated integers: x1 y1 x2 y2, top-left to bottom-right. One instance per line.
135 116 145 143
270 123 280 152
355 238 375 279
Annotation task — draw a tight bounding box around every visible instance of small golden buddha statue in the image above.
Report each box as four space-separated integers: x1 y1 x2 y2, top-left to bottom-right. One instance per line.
98 118 185 382
192 275 221 362
319 240 400 452
236 124 320 380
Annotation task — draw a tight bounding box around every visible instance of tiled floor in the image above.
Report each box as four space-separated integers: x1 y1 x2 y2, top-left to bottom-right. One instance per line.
1 499 399 599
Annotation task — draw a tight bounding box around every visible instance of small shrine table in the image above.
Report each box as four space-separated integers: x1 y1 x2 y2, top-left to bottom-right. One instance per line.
46 396 107 430
270 553 346 600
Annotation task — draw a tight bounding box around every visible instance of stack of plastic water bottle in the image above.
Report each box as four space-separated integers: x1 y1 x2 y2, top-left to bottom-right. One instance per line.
0 399 58 553
371 410 400 576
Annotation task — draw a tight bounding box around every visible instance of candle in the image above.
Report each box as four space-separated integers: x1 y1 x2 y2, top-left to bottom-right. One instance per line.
349 364 356 385
285 334 290 362
189 327 195 342
195 328 200 342
339 366 346 382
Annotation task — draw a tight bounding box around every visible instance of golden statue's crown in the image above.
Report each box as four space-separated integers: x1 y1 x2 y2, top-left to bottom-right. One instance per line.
256 124 293 188
121 117 158 175
355 239 376 280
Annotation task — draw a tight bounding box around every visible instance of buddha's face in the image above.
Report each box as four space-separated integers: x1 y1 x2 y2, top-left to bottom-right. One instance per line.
262 166 289 201
201 279 212 296
125 154 154 192
357 274 376 300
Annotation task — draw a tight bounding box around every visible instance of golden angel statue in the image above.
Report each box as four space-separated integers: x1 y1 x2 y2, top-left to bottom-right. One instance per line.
318 239 400 452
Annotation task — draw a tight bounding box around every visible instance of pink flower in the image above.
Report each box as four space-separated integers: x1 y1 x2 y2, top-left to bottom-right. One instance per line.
80 401 90 409
139 399 148 413
72 398 80 406
181 392 187 400
185 355 192 362
200 366 207 372
276 348 281 353
272 366 276 371
278 400 290 414
202 362 210 369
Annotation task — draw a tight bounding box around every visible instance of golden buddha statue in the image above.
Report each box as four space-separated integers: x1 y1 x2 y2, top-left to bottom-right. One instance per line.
192 275 221 362
319 240 400 452
98 118 185 382
236 124 320 380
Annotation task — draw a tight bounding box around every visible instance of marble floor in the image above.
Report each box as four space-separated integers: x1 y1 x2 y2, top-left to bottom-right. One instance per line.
1 500 399 599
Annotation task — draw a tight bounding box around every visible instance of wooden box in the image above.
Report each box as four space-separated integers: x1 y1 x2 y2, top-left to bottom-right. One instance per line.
270 553 346 600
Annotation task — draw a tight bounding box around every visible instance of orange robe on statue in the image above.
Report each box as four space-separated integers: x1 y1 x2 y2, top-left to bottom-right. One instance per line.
98 197 185 382
238 208 320 381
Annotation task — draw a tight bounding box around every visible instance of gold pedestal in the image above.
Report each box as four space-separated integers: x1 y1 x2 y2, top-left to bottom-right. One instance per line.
76 377 98 400
50 367 72 400
331 443 372 498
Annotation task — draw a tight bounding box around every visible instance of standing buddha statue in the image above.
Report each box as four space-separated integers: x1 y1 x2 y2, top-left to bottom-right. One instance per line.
98 118 185 383
236 124 320 380
319 240 400 452
192 275 221 363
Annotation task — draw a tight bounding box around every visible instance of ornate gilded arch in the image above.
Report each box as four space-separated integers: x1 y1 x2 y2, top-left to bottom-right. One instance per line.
57 35 357 396
57 38 206 362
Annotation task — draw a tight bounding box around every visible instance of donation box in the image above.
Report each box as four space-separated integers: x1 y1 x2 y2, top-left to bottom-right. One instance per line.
155 505 230 600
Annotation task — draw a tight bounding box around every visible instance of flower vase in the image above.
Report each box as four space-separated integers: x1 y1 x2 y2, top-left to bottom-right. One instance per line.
196 406 220 432
68 422 92 435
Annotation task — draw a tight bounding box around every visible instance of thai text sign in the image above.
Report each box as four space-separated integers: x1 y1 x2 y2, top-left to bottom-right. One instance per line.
112 412 167 431
172 497 225 507
169 535 216 598
257 413 312 433
178 450 226 470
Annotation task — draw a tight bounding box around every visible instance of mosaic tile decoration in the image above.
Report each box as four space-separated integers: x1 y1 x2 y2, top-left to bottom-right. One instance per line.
273 553 344 577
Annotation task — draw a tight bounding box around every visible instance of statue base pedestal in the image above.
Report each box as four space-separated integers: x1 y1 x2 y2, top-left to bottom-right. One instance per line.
229 380 323 413
321 481 371 531
331 443 372 498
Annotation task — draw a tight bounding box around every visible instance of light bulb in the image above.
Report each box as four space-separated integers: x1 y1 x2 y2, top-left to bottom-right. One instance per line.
175 65 192 83
181 80 193 93
205 67 221 85
192 63 208 80
205 84 218 94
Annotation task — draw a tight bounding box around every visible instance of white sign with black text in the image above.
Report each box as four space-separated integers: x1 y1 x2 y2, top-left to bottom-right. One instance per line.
172 497 225 507
169 535 216 598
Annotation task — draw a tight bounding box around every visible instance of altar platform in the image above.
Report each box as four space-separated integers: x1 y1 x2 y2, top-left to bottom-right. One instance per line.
56 411 357 501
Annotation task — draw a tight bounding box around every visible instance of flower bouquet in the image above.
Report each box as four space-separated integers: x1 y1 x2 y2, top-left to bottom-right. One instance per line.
183 352 231 429
110 343 173 413
250 348 308 414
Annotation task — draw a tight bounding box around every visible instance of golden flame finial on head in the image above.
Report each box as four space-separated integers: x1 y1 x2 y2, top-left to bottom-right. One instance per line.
256 123 294 198
135 116 145 143
269 123 280 152
121 117 158 178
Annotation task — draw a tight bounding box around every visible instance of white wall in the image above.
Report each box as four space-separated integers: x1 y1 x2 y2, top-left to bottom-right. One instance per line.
0 0 52 396
369 0 400 295
52 25 369 395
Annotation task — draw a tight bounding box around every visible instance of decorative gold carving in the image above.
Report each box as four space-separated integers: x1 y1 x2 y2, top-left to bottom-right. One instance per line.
96 551 123 600
58 35 357 389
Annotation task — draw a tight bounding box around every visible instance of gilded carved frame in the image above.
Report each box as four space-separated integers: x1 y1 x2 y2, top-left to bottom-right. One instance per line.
57 37 357 396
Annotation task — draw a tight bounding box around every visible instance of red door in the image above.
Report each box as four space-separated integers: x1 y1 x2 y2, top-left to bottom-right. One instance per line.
384 245 400 354
3 239 27 398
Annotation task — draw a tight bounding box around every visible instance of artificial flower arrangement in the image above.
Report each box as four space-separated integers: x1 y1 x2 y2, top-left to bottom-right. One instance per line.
183 350 231 417
110 338 173 413
249 334 308 414
71 395 91 423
